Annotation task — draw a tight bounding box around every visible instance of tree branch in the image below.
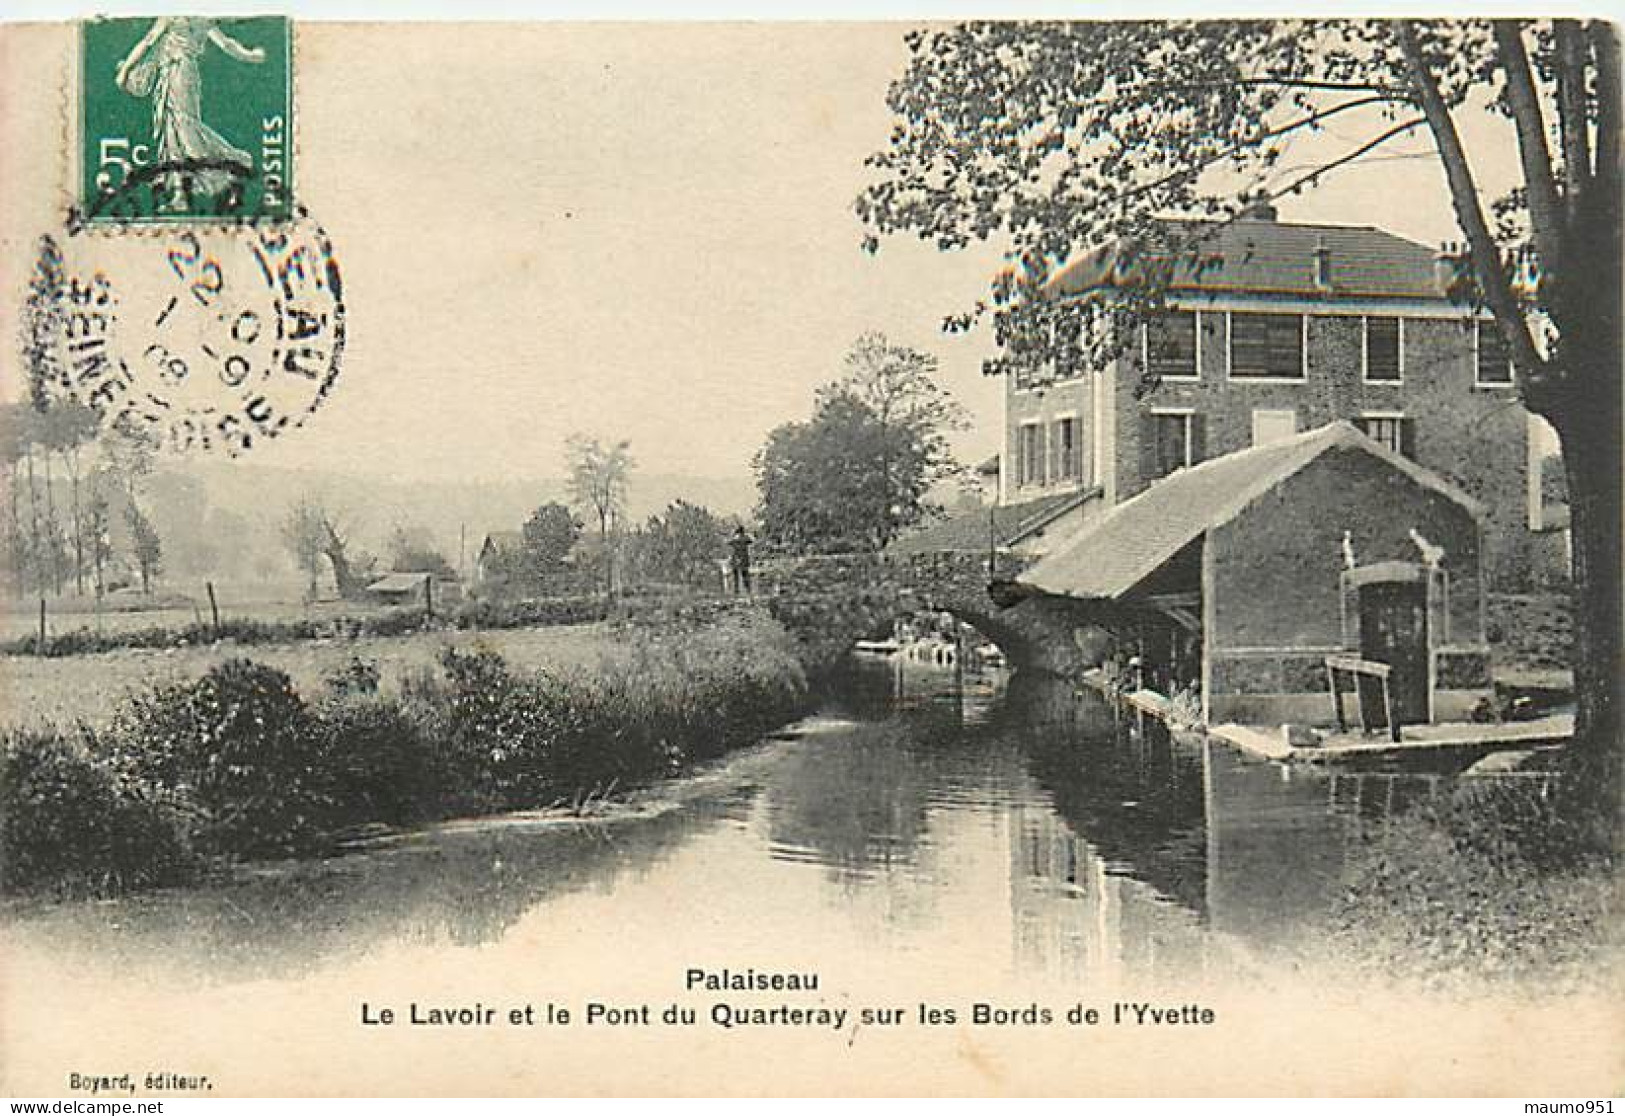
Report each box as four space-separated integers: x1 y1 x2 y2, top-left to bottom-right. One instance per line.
1266 117 1429 200
1083 96 1398 220
1555 19 1595 219
1491 20 1568 277
1132 76 1413 99
1394 21 1552 397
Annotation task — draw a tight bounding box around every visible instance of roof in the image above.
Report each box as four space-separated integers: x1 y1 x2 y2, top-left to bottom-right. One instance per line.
890 489 1096 556
1049 216 1447 303
367 572 432 593
1019 422 1483 601
480 530 523 554
975 454 1001 477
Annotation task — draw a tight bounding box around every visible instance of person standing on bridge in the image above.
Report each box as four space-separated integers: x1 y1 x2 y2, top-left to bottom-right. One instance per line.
728 525 753 595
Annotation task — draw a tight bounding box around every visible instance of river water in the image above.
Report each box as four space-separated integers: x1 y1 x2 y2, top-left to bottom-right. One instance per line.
2 658 1611 1095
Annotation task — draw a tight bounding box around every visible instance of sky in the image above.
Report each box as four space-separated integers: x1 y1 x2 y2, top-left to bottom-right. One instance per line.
0 20 1524 486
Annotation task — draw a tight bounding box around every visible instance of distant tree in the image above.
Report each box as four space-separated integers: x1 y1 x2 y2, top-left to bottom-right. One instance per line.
85 492 113 598
521 502 581 574
632 500 728 586
756 393 905 554
280 500 327 599
565 434 634 595
126 503 162 593
45 402 105 596
755 335 965 554
387 523 455 577
281 497 372 600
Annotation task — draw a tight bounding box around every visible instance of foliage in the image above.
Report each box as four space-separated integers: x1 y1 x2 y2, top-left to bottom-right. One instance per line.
3 610 813 897
0 726 195 898
1324 781 1621 990
125 502 162 592
628 500 728 587
101 659 331 856
386 523 455 577
858 17 1622 834
323 655 382 698
565 434 634 538
280 496 371 600
522 502 582 572
755 333 964 554
316 695 446 827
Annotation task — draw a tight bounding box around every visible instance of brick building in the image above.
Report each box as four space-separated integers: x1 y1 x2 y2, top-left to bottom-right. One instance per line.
1018 422 1491 727
1000 205 1538 587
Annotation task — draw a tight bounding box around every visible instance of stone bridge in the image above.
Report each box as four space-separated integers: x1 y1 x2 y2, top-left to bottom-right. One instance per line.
753 552 1103 676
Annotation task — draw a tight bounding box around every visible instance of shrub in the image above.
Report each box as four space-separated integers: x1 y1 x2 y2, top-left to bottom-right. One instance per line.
324 656 381 698
316 696 446 827
0 727 194 897
102 659 331 857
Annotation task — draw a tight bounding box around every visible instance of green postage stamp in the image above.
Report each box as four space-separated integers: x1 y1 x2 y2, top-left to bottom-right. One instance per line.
79 16 291 223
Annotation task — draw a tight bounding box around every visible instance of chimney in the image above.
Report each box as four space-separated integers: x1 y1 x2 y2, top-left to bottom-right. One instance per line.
1434 241 1462 295
1313 238 1332 291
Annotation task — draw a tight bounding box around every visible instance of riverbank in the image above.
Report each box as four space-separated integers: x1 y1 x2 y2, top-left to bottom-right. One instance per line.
0 608 813 900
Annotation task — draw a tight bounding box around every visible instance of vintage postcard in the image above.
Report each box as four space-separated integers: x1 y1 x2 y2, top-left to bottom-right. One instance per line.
1 13 1621 1099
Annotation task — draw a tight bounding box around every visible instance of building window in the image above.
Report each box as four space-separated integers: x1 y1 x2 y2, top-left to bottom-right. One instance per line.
1052 416 1083 483
1363 317 1402 382
1475 320 1515 386
1017 423 1047 487
1143 310 1199 381
1146 410 1205 480
1250 408 1298 446
1357 413 1415 459
1228 311 1305 380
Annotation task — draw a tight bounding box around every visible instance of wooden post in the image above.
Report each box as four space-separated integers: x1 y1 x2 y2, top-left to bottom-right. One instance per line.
38 596 46 648
425 575 434 618
206 580 220 635
1326 662 1347 732
1383 677 1401 743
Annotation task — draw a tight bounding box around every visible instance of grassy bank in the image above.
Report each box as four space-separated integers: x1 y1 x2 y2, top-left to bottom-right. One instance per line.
1319 780 1622 991
1 609 811 900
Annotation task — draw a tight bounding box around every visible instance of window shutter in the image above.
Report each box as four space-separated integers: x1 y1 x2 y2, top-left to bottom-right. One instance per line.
1189 413 1208 465
1399 417 1416 460
1035 424 1048 485
1138 411 1158 485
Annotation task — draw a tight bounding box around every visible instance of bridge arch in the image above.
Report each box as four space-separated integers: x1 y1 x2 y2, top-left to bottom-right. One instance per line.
754 553 1101 676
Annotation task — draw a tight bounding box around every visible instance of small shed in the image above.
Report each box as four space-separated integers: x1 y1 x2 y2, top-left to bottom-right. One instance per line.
1019 422 1492 727
366 571 433 606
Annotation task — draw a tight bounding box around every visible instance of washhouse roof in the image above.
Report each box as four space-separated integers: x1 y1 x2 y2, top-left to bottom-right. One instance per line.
1018 422 1483 601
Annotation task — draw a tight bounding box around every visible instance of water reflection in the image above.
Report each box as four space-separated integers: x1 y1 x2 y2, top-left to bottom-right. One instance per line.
4 656 1462 990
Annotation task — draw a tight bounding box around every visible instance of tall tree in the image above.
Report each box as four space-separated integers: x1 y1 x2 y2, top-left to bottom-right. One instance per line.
125 503 162 594
280 497 370 600
755 334 964 555
858 19 1622 839
520 502 581 575
757 390 942 555
829 332 968 548
565 434 634 596
37 401 100 595
281 499 327 599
